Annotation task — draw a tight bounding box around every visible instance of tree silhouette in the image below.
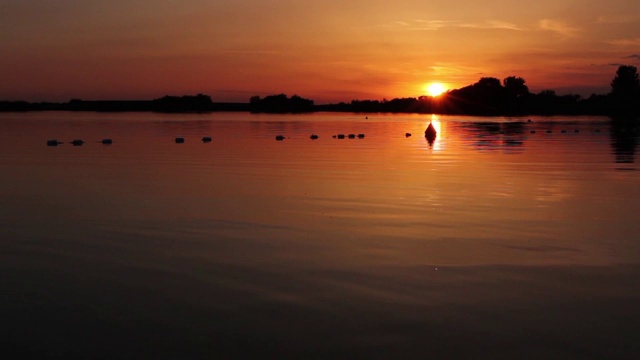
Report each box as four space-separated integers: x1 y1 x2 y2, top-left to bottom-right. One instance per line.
503 76 529 98
610 65 640 115
249 94 314 113
502 76 529 114
473 77 504 114
475 77 502 91
611 65 640 97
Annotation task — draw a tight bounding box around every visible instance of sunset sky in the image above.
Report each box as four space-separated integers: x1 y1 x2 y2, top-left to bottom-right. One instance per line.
1 0 639 103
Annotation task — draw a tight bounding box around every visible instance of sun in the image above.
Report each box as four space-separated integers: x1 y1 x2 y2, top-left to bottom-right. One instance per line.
426 82 447 97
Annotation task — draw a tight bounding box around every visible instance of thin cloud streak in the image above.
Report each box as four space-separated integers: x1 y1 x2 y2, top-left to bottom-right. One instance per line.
382 19 523 31
595 15 637 24
538 19 581 38
221 50 284 55
609 38 640 46
413 19 459 30
458 20 523 31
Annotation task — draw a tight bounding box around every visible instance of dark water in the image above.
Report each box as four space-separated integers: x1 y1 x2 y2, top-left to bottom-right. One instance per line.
1 112 639 358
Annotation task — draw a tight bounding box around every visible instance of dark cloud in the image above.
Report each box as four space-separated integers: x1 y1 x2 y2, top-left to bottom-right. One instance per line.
623 54 640 60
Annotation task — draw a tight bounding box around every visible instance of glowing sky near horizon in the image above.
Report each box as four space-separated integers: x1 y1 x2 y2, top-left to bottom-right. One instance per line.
1 0 639 103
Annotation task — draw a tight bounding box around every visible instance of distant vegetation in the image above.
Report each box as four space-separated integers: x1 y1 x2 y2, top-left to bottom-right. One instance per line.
249 94 314 113
1 65 638 117
320 66 640 117
0 94 246 113
152 94 213 112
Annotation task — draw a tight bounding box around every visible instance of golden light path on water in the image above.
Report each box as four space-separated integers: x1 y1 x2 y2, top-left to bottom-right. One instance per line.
427 114 443 151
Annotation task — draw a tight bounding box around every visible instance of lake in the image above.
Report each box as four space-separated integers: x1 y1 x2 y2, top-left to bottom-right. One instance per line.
1 111 639 358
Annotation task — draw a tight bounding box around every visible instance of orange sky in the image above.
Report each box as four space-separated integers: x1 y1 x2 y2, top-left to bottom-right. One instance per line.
1 0 639 103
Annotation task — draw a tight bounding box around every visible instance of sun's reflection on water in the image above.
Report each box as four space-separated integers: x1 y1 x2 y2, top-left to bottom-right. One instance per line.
426 114 443 151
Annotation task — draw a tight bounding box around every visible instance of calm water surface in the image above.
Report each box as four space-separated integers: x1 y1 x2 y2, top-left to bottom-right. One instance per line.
2 112 639 358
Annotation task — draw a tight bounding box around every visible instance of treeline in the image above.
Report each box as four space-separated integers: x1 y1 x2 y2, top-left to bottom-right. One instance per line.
249 94 314 113
0 94 248 112
318 87 610 115
0 93 311 113
320 66 639 116
1 65 638 116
